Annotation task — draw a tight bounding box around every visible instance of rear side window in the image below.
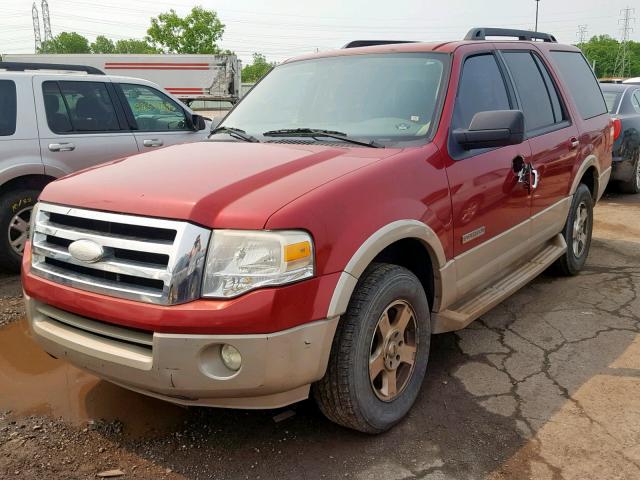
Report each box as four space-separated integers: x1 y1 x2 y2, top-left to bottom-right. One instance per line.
602 91 621 114
452 54 511 130
549 52 607 120
43 81 120 133
0 80 17 136
632 91 640 114
503 51 558 132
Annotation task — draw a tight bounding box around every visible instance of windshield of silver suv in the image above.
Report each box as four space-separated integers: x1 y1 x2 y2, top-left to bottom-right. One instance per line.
215 52 448 147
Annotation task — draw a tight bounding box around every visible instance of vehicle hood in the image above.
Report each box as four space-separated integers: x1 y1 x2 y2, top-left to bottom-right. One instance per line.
40 141 401 229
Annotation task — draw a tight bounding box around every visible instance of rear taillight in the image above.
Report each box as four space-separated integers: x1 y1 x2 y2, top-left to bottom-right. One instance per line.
611 118 622 142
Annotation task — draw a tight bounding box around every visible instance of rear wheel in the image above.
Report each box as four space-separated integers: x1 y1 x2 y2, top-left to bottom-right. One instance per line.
552 183 593 276
0 189 40 272
313 263 431 433
620 154 640 194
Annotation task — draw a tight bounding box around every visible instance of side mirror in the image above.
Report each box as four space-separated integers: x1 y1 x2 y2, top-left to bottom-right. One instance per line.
453 110 525 150
190 113 207 131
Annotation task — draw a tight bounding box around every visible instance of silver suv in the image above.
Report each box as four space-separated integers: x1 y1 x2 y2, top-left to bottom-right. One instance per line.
0 62 211 271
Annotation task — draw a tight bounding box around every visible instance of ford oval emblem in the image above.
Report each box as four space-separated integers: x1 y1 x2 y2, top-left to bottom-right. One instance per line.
68 239 105 263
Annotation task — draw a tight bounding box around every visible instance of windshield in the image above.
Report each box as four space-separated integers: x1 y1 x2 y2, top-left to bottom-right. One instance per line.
602 90 621 114
219 53 448 146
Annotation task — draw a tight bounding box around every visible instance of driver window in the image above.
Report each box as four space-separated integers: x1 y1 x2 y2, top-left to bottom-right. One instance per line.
452 54 511 131
120 84 188 131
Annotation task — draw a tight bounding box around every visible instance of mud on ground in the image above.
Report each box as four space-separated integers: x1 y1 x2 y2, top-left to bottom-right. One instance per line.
1 191 639 480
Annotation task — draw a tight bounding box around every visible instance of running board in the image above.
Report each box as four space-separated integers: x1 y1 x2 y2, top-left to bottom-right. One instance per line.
432 234 567 333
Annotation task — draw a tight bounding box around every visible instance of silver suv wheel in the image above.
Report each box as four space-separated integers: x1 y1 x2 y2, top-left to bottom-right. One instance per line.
8 206 32 255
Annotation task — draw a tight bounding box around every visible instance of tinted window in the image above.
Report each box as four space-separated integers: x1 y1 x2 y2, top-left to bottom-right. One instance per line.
43 81 120 133
452 54 510 130
503 52 555 131
602 91 621 114
632 91 640 114
0 80 17 136
533 55 565 123
550 52 607 120
119 84 188 131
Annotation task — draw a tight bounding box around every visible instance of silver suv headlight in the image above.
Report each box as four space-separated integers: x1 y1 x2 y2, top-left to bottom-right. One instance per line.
201 230 314 298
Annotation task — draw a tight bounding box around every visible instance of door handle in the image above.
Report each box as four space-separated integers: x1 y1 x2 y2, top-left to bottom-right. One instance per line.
569 137 580 149
143 139 164 148
48 143 75 152
531 168 540 189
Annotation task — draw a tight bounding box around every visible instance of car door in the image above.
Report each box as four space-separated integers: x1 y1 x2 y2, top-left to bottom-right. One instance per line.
34 76 139 177
444 51 532 298
115 82 206 151
500 49 580 246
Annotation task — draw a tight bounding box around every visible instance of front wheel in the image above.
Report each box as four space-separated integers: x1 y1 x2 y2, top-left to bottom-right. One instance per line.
313 263 431 433
0 188 40 273
552 183 594 276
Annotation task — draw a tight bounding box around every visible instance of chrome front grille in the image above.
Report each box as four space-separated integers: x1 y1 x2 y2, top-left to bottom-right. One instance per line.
31 202 211 305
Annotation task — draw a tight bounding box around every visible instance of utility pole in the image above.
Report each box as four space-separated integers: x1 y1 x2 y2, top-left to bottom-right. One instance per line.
614 7 635 78
32 2 42 52
535 0 540 32
42 0 53 43
577 25 588 45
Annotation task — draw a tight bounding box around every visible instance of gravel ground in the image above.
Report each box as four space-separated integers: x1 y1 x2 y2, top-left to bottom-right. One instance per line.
1 191 639 480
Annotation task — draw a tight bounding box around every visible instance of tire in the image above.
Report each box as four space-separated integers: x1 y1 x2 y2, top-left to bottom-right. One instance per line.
313 263 431 433
620 154 640 194
0 188 40 273
552 183 594 276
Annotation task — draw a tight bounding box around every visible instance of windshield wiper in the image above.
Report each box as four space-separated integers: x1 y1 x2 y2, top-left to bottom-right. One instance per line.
210 126 259 143
262 128 384 148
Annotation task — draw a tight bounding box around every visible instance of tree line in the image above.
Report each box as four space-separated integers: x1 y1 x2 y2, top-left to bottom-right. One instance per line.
36 6 274 82
578 35 640 78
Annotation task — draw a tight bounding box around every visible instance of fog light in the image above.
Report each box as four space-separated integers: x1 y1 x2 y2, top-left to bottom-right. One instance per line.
220 344 242 371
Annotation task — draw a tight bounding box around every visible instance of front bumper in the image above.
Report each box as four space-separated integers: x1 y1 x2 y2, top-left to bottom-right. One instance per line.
25 295 338 409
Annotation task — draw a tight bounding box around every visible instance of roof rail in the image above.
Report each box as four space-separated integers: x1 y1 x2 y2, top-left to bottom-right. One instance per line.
342 40 418 49
0 61 104 75
464 28 557 43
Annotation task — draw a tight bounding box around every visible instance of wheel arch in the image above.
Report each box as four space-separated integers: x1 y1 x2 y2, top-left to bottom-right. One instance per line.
570 155 603 201
327 220 447 319
0 174 56 197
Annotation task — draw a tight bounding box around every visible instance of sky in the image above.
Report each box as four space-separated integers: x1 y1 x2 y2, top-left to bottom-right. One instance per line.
1 0 638 65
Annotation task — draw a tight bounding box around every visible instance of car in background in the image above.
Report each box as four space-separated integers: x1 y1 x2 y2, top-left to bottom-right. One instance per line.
0 61 210 271
601 83 640 193
623 77 640 85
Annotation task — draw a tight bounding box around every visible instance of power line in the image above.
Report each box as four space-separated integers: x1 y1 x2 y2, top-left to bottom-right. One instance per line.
42 0 53 42
577 24 588 45
614 6 636 78
32 2 41 52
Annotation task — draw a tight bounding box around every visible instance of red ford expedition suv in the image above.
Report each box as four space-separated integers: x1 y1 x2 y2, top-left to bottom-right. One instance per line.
22 28 613 433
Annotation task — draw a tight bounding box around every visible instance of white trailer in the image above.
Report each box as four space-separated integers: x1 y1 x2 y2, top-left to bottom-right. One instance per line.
2 53 241 104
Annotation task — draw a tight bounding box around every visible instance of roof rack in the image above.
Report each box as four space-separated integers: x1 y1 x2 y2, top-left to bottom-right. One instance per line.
342 40 418 49
465 28 557 43
0 61 104 75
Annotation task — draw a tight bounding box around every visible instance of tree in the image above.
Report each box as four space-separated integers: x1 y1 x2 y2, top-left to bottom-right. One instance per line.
39 32 90 54
146 6 225 54
114 39 158 54
91 35 115 54
242 53 276 83
578 35 640 78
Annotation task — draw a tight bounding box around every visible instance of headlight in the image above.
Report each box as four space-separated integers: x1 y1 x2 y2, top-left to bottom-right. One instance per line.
28 202 39 243
201 230 314 298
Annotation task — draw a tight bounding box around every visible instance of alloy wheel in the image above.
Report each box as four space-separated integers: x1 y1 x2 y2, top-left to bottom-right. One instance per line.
8 206 32 256
369 299 418 402
572 201 589 258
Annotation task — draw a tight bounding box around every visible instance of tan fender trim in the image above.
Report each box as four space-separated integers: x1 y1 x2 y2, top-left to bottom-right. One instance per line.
327 220 447 318
570 154 600 197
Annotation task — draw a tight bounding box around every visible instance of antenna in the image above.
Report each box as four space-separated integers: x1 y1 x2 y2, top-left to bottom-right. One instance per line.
41 0 53 43
613 6 635 78
32 2 42 52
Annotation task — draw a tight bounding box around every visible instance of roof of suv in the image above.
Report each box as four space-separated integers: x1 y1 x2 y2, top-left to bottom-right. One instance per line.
285 38 580 64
